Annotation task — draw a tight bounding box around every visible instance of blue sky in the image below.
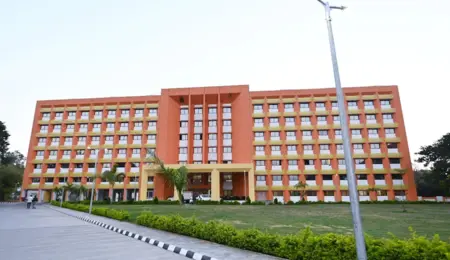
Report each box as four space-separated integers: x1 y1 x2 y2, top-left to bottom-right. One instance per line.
1 0 449 164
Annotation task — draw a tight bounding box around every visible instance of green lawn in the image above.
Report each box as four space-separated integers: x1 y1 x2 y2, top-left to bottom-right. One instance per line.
102 204 450 240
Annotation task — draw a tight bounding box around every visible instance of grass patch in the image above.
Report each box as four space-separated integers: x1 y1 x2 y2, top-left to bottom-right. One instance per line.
100 204 450 239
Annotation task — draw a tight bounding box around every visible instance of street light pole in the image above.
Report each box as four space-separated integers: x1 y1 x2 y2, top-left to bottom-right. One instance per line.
315 1 367 260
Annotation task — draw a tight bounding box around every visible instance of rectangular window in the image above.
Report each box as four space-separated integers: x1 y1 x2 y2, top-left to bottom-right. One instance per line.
118 149 126 154
286 131 295 137
255 146 265 151
81 111 89 117
288 160 297 165
180 134 188 140
269 104 278 110
333 115 340 121
256 160 265 166
107 110 115 115
194 121 202 127
338 159 345 165
348 101 358 107
284 103 293 109
300 103 309 108
272 160 281 166
285 117 295 123
380 100 391 106
355 159 365 165
370 143 380 149
385 128 395 134
208 147 217 153
383 114 393 119
272 175 282 181
194 108 202 114
253 104 263 110
133 135 142 140
209 120 217 126
194 134 202 140
269 117 279 123
223 107 231 113
336 144 343 150
350 115 359 121
351 129 361 135
54 124 61 129
223 133 231 139
180 121 188 127
301 116 310 122
208 134 217 140
255 132 264 137
302 131 312 136
76 150 84 155
119 135 127 140
289 175 299 181
179 148 187 154
287 145 296 151
368 129 378 134
134 122 143 127
319 130 328 136
147 134 156 140
254 118 263 124
223 147 232 153
366 114 376 120
149 109 158 115
180 108 188 115
364 101 374 106
121 110 130 115
335 129 342 135
353 143 363 149
120 122 128 128
107 123 115 128
135 109 143 115
317 116 327 122
208 107 217 114
271 145 281 151
193 147 202 154
256 176 266 181
321 159 331 165
303 145 313 150
315 102 325 108
320 144 329 150
331 102 338 107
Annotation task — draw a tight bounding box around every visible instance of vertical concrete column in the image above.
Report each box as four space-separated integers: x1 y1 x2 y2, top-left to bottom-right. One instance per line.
211 169 220 201
248 169 255 201
139 168 149 201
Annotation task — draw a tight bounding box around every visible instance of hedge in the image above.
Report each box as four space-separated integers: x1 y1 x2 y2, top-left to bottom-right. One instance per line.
50 201 130 221
136 211 450 260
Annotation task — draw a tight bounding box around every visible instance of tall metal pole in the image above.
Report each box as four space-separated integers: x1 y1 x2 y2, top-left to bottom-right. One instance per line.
89 149 100 214
316 1 367 259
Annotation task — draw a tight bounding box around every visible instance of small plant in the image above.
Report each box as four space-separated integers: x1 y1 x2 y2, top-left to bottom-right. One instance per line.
286 200 294 205
274 198 279 205
153 196 159 204
245 197 251 205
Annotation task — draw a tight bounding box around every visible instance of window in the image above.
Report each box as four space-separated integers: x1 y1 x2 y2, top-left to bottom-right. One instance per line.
119 135 127 140
135 122 143 127
133 135 142 140
302 130 312 136
209 120 217 126
333 115 340 121
63 150 71 155
194 161 202 164
370 143 380 149
180 108 188 115
194 121 202 127
118 149 126 154
380 100 391 106
194 108 202 114
336 144 343 150
351 129 361 135
321 159 331 165
38 137 46 143
135 109 143 115
316 102 325 108
223 147 232 153
93 123 101 129
78 136 86 142
51 137 59 142
364 101 374 106
324 191 334 196
208 147 217 153
318 130 328 136
272 175 282 181
338 159 345 165
300 103 309 108
269 117 279 123
284 103 293 109
366 114 376 120
270 131 280 137
289 175 299 181
285 117 295 123
65 137 73 143
349 115 359 121
304 159 314 165
368 129 378 134
54 124 61 129
76 150 84 155
79 124 88 129
288 160 297 165
385 128 395 134
223 133 231 139
353 144 363 150
358 191 369 196
208 134 217 140
256 160 265 166
120 122 128 128
42 112 50 118
303 145 313 150
34 164 42 169
348 101 358 107
180 134 188 140
269 104 278 110
107 123 115 128
55 112 63 117
372 158 383 164
271 145 281 151
320 144 329 150
377 190 388 196
335 129 342 135
331 102 338 107
107 110 115 116
81 111 89 117
40 125 48 131
256 176 266 181
254 118 263 124
272 160 281 166
179 147 187 154
89 149 97 155
255 146 264 151
382 114 393 119
374 174 385 180
253 104 263 111
301 116 310 122
286 131 295 137
149 108 158 115
287 145 297 151
223 107 231 113
208 107 217 114
67 111 76 117
193 147 202 154
317 116 327 122
36 151 44 156
194 134 202 140
355 159 365 165
148 134 156 140
255 132 264 137
180 121 188 127
392 174 402 180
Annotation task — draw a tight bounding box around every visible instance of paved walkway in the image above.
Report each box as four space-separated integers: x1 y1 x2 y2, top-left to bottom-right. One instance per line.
0 203 186 260
1 203 281 260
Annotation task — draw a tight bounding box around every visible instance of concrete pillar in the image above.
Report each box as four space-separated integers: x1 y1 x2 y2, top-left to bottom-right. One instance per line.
139 169 149 201
248 169 255 201
211 169 220 201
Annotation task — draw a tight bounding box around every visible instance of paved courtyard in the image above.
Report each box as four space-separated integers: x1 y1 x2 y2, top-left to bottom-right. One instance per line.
0 203 187 260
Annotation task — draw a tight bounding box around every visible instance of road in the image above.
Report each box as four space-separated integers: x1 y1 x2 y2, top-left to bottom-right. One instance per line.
0 203 187 260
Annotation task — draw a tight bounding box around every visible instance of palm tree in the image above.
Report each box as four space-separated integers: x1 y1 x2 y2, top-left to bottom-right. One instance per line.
63 181 73 201
52 186 63 201
79 185 88 201
294 181 309 201
147 152 188 205
102 164 125 204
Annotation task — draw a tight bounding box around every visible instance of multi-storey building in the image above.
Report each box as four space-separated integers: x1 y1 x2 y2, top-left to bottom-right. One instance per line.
22 85 417 202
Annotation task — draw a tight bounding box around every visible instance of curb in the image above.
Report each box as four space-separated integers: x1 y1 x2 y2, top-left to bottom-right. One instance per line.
48 206 218 260
0 202 20 204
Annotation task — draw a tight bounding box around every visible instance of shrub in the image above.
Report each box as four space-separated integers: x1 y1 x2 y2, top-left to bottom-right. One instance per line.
153 196 159 204
245 197 251 205
136 211 450 259
50 200 130 221
286 200 294 205
195 200 220 205
273 198 279 205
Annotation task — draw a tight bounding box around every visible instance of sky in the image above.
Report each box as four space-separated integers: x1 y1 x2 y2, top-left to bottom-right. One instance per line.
0 0 449 165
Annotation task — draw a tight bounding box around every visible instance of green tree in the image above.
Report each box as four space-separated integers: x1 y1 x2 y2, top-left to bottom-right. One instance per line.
0 165 22 201
0 121 10 164
147 153 188 205
102 164 125 204
416 133 450 196
53 186 63 201
294 181 308 201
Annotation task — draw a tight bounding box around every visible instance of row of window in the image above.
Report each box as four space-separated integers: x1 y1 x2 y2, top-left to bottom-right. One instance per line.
256 173 404 181
180 120 231 127
179 133 232 141
30 176 153 183
254 128 395 138
33 162 141 170
42 108 158 119
254 114 394 123
36 148 153 156
178 147 232 154
180 107 231 115
265 190 406 197
38 134 156 143
39 121 157 131
255 158 401 166
254 100 391 111
255 143 398 151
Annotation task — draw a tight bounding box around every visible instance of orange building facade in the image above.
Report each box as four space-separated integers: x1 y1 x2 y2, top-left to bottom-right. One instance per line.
22 85 417 203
